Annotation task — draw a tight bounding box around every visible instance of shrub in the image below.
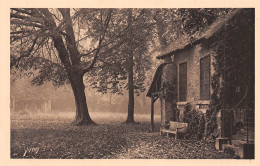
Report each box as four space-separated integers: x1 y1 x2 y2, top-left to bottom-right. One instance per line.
205 108 218 139
183 103 205 139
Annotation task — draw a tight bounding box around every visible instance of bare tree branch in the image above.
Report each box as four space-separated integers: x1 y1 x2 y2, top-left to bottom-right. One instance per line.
10 30 25 35
11 8 32 15
33 36 49 56
11 13 31 20
39 8 72 69
10 28 50 43
79 10 149 58
34 56 64 69
10 13 45 26
11 19 43 29
99 37 128 57
12 36 39 67
81 9 113 75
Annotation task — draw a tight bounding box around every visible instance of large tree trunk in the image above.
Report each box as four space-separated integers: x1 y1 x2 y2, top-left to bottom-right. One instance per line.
70 74 96 126
125 9 135 123
37 9 100 126
52 34 95 126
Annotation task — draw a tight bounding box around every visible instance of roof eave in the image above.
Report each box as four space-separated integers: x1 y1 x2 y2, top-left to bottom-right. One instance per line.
156 37 206 60
146 63 167 97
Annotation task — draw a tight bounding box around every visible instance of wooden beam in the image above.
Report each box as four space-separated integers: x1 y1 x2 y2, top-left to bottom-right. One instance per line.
151 91 162 96
154 96 159 102
151 96 155 132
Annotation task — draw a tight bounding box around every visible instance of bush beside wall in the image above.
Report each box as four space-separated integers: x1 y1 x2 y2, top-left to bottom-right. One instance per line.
182 103 205 139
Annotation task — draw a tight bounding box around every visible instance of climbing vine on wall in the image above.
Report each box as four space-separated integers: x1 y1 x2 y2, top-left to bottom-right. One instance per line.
205 50 223 138
161 80 177 101
205 9 254 138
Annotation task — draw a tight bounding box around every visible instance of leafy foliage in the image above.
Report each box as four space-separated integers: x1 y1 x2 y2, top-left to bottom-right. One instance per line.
10 8 136 124
86 9 153 95
10 8 113 85
10 8 233 89
183 103 205 139
10 8 251 125
205 9 254 138
161 80 177 101
10 8 233 93
176 9 231 38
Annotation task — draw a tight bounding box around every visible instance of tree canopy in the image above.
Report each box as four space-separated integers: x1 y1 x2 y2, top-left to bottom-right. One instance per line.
10 8 233 125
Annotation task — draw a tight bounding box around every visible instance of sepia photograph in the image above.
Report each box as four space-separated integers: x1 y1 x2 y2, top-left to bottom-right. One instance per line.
1 0 258 164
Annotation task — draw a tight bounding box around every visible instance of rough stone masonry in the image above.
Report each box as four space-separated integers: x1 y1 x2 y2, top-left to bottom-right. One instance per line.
160 56 177 129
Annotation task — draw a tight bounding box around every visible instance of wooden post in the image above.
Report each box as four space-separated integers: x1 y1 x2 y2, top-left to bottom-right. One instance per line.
48 99 52 112
44 99 52 113
44 100 47 113
151 95 154 132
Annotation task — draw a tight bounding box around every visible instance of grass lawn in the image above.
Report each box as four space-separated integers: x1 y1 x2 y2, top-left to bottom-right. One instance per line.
11 112 234 159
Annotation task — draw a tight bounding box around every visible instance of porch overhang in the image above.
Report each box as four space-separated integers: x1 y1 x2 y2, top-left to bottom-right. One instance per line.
146 63 167 97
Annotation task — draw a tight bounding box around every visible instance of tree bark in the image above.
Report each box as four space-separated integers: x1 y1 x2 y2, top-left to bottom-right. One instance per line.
126 51 135 123
151 96 154 131
69 73 96 125
52 36 95 126
125 9 135 123
46 10 95 125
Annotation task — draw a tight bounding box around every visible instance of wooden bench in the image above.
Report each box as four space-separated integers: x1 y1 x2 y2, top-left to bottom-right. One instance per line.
160 121 188 140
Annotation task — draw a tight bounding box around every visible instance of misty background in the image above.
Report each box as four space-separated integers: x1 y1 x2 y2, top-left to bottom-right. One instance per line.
10 73 161 122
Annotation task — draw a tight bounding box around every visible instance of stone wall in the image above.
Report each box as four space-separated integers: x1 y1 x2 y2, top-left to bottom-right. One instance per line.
160 60 177 128
160 41 222 137
174 42 215 113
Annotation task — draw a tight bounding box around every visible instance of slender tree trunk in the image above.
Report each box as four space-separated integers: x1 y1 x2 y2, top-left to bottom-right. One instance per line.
125 9 135 123
70 74 96 125
126 52 135 123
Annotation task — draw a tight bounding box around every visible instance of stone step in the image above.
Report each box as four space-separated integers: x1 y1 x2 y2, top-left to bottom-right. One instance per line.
231 140 247 147
223 144 240 156
223 141 254 159
232 135 254 142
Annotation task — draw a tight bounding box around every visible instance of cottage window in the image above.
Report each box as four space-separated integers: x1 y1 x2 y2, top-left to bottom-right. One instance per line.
179 62 187 101
200 56 210 100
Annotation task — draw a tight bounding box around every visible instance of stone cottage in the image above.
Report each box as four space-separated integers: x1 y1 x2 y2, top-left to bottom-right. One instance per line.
147 9 254 158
